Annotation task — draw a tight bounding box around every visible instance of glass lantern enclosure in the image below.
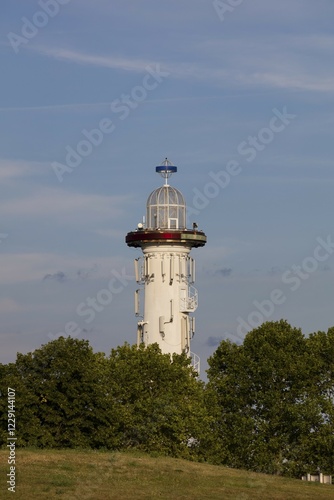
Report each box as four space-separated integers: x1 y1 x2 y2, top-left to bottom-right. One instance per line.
146 185 186 230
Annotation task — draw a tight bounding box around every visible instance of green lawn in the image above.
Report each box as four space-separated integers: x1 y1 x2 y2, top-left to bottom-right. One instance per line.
0 449 333 499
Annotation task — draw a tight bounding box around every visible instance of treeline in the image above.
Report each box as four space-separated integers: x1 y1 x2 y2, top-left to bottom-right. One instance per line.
0 320 333 478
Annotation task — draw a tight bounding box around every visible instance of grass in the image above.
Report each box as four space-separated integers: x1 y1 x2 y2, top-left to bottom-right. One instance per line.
0 448 333 499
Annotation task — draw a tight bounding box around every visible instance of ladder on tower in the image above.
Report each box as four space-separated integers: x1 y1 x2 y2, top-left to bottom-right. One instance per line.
190 352 200 375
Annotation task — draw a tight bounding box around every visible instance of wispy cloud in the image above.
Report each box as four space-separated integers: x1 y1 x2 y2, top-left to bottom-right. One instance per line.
32 44 230 85
43 271 67 283
0 253 131 285
251 72 334 92
27 34 334 92
206 336 224 347
0 187 129 221
42 265 98 282
0 102 112 112
33 46 153 73
216 267 232 278
0 298 23 314
0 95 233 114
0 159 48 180
199 34 334 92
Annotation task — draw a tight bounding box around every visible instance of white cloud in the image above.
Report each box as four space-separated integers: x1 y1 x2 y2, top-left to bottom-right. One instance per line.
33 46 153 73
198 34 334 92
0 187 129 222
32 45 229 84
31 39 334 93
235 0 334 25
291 34 334 51
0 298 22 313
249 72 334 93
0 159 48 180
0 102 112 112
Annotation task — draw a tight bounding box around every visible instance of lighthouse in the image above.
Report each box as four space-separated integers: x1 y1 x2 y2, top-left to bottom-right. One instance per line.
126 159 206 371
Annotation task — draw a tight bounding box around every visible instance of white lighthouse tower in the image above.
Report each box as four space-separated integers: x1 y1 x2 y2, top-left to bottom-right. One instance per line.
126 159 206 371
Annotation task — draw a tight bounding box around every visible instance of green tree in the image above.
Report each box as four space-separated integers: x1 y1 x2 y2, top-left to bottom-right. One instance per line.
1 338 214 460
206 320 318 476
299 327 334 474
1 337 120 448
0 360 42 447
107 343 213 460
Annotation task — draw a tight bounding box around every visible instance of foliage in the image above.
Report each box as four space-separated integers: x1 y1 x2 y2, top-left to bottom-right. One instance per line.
0 337 119 448
206 320 334 477
1 320 333 477
0 338 212 460
107 343 213 459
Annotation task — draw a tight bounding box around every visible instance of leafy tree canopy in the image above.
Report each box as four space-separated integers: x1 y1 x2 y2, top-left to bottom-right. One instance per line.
206 320 334 477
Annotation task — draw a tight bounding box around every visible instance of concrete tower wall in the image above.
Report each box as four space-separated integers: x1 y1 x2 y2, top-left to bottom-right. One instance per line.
137 244 195 355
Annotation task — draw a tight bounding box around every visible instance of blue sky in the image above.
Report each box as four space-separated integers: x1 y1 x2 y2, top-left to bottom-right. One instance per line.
1 0 334 376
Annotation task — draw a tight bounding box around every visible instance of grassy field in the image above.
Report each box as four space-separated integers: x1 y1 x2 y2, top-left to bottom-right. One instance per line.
0 448 333 500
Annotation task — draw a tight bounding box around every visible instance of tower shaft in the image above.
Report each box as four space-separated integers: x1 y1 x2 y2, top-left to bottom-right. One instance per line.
137 245 196 355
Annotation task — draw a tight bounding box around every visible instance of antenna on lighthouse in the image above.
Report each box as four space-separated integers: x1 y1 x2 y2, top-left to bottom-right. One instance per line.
155 158 177 186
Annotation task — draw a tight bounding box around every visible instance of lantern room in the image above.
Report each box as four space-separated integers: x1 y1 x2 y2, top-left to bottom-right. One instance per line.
145 158 186 230
146 185 186 230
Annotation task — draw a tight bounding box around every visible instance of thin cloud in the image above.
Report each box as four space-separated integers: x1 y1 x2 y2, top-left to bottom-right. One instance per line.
76 265 98 279
32 46 153 73
196 34 334 92
32 45 230 85
0 159 48 180
43 271 67 283
253 72 334 92
0 95 232 114
0 102 112 112
0 298 23 314
216 268 232 278
206 336 223 347
0 253 131 285
29 40 334 92
0 187 129 220
43 266 99 282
